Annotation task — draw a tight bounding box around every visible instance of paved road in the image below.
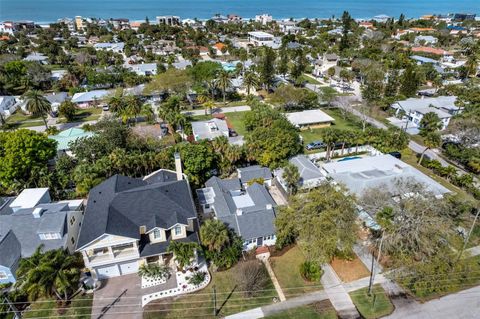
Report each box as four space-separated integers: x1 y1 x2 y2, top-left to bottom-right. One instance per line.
182 105 251 117
386 285 480 319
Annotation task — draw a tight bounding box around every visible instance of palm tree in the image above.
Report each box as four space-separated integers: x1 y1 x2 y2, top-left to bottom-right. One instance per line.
200 219 230 252
216 70 232 105
418 132 441 165
243 70 258 95
124 95 143 123
16 248 82 302
419 111 442 136
141 104 155 123
23 90 52 129
167 241 199 270
282 163 300 195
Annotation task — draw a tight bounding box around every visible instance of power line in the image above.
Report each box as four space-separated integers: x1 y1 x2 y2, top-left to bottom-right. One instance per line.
5 266 480 306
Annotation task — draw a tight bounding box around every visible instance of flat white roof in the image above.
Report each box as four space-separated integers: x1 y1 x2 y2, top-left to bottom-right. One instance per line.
9 188 50 209
248 31 274 38
286 109 335 126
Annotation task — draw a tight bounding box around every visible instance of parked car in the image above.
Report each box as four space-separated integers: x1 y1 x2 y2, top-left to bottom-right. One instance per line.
102 105 110 111
306 141 325 150
388 151 402 159
229 128 238 137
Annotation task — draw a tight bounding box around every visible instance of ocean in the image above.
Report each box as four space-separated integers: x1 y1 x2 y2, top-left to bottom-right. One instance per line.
0 0 478 23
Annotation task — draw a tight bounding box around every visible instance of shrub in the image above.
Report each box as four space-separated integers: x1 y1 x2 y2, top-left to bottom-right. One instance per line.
138 263 171 280
235 260 269 297
188 271 206 286
300 261 323 282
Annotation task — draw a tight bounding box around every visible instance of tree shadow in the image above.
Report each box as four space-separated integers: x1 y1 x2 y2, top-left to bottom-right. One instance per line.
217 285 237 315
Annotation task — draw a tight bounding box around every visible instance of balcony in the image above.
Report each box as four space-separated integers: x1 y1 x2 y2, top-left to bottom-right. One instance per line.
87 244 139 264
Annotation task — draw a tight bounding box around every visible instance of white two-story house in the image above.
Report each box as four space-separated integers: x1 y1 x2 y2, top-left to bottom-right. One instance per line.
76 156 200 280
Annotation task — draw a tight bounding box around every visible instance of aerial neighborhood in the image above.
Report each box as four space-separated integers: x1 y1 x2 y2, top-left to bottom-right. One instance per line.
0 8 479 319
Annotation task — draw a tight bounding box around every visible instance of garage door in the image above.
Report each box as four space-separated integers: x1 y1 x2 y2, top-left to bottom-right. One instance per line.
96 265 120 279
119 261 138 275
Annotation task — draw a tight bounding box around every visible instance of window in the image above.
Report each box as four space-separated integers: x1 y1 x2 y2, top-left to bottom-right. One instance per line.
153 229 161 239
0 271 7 279
70 216 76 226
174 226 182 236
71 237 75 245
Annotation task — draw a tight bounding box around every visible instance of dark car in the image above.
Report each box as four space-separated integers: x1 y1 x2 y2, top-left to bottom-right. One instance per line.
388 151 402 159
229 128 238 137
306 141 325 151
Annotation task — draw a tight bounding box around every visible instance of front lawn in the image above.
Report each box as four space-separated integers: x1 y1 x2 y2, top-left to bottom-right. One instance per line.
225 112 247 136
5 111 45 128
299 74 321 85
143 262 277 318
23 293 93 319
270 246 321 298
349 284 394 319
264 301 337 319
58 107 103 123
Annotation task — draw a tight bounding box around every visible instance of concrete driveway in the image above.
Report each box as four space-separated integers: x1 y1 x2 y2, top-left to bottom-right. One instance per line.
91 274 143 319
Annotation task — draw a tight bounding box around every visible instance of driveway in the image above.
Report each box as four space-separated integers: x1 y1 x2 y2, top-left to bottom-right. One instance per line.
182 105 251 117
92 274 143 319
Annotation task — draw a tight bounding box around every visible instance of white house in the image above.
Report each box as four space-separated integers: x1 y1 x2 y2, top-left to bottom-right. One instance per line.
191 118 229 141
0 96 17 117
391 96 460 131
248 31 274 47
93 42 125 53
255 14 273 25
286 109 335 129
127 63 157 76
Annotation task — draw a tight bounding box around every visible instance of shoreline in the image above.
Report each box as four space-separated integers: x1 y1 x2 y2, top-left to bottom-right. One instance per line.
3 11 476 26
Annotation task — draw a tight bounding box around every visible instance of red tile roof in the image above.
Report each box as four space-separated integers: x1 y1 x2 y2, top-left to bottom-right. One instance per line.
412 46 452 56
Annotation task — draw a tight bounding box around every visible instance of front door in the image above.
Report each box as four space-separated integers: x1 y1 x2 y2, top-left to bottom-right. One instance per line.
256 237 263 247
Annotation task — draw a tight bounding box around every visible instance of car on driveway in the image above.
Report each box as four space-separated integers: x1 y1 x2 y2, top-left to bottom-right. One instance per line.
306 141 325 150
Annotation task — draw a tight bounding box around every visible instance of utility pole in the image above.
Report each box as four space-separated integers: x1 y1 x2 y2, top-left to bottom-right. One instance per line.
368 251 375 296
455 208 480 265
213 285 217 317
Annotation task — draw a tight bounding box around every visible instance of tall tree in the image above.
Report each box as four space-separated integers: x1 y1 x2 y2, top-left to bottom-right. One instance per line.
419 111 442 136
243 70 258 95
58 100 77 122
200 219 230 252
400 64 421 97
23 90 51 129
16 248 83 302
277 47 289 78
275 183 358 262
216 69 232 105
282 162 300 195
418 132 441 165
258 47 276 91
167 242 199 270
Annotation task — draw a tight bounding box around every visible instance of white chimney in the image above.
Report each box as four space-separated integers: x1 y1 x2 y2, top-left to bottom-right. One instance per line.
236 209 243 216
174 152 183 181
266 204 272 210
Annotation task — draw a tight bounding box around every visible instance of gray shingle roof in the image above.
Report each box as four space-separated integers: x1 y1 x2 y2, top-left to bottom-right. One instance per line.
77 174 197 250
0 230 21 269
201 177 276 240
238 165 272 184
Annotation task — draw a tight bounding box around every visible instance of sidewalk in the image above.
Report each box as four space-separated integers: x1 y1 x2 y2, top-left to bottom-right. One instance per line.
263 259 286 302
321 264 360 319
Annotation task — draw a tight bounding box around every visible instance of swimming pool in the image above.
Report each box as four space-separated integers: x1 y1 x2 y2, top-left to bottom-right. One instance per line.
338 156 361 162
222 63 236 72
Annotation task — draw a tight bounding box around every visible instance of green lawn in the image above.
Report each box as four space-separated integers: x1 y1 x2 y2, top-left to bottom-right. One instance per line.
190 111 248 136
264 304 337 319
24 294 93 319
5 111 46 128
400 148 474 200
144 262 278 319
300 108 363 145
270 246 321 298
300 74 321 85
349 284 394 319
58 107 103 123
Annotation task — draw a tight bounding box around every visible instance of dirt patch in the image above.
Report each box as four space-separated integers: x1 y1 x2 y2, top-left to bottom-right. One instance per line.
269 244 295 257
331 257 371 283
311 299 336 313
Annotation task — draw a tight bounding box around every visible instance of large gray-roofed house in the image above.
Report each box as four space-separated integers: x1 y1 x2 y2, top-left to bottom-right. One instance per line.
0 191 84 284
76 169 200 280
322 154 450 197
197 176 277 250
286 109 335 129
391 96 461 131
